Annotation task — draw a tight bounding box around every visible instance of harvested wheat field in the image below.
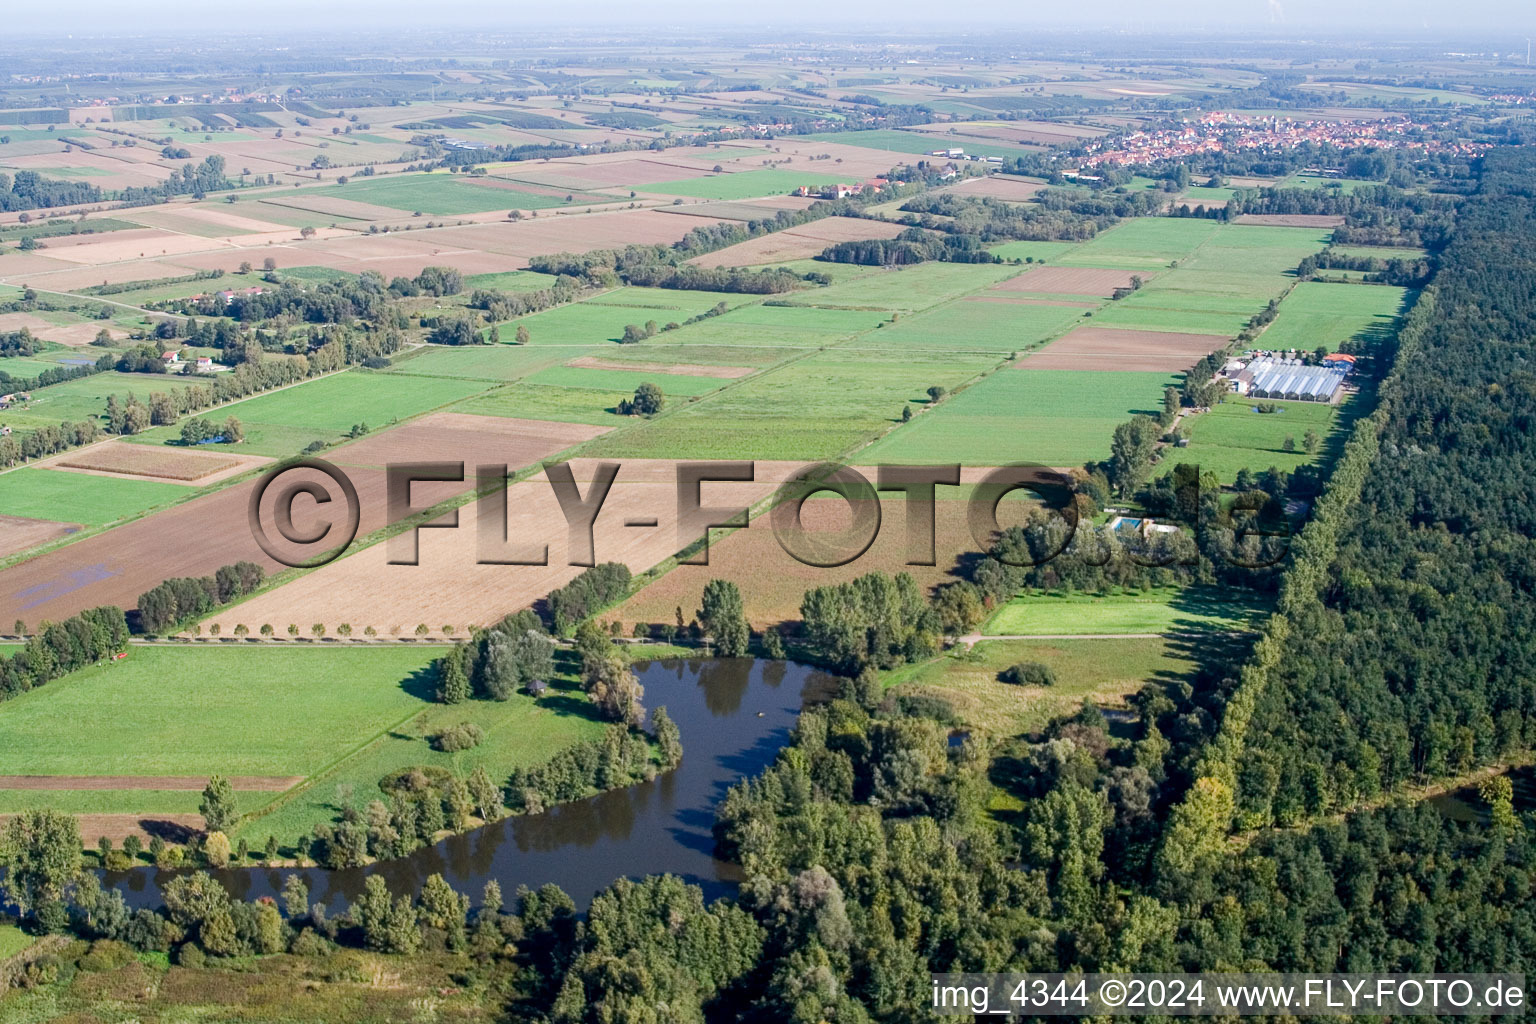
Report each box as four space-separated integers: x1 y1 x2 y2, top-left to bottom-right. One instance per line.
993 265 1151 296
327 412 608 469
1017 326 1229 372
200 459 808 636
688 217 906 268
1235 213 1345 228
0 313 53 333
566 356 755 378
35 323 131 346
40 230 233 265
5 258 198 291
949 176 1048 201
52 442 267 485
0 515 80 560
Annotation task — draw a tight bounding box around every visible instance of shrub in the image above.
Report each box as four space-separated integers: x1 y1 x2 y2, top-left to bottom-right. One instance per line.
999 661 1057 687
432 722 486 752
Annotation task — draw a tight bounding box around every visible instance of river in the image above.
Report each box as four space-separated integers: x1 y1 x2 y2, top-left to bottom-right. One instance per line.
101 657 837 911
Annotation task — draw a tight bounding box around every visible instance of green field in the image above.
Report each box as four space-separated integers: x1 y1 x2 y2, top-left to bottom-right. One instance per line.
522 364 730 396
127 370 491 456
463 270 563 292
0 646 443 778
794 129 1027 161
637 169 847 200
240 649 609 851
452 383 635 427
883 636 1193 736
586 348 998 460
0 467 188 525
844 297 1085 353
0 372 204 435
781 261 1017 312
982 584 1272 636
385 344 569 382
1179 396 1344 481
1258 281 1411 352
1057 218 1223 269
493 288 752 346
289 173 565 215
862 368 1178 467
0 644 614 853
988 240 1082 263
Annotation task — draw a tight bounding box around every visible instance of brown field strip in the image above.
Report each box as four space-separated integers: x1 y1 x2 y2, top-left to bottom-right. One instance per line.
565 356 754 378
948 176 1048 201
1235 213 1344 227
0 775 301 791
1017 325 1229 372
688 217 905 269
327 412 608 469
964 295 1099 308
993 265 1151 297
69 814 206 845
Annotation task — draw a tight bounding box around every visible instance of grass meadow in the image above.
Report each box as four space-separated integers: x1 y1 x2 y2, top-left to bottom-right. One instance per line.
1178 396 1343 482
0 467 188 525
126 370 491 456
293 174 571 215
862 368 1178 467
982 584 1273 636
882 635 1194 735
1257 282 1412 352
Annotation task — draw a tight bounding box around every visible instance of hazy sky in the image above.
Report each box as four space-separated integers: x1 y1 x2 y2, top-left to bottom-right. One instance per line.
5 0 1531 34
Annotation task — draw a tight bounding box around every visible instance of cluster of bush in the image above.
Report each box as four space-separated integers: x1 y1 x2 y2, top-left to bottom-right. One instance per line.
136 562 264 634
506 719 664 814
309 764 504 869
545 562 632 633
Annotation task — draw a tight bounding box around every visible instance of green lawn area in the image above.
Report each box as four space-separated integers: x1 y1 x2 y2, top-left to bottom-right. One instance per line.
385 344 570 382
843 297 1085 353
780 261 1018 312
452 383 634 427
0 923 33 960
1178 395 1344 482
988 240 1082 263
862 367 1178 467
1277 174 1384 192
1326 245 1430 262
290 174 561 215
1179 185 1237 204
1057 218 1224 270
127 370 492 456
637 169 847 200
521 364 730 397
1258 281 1412 353
1 372 204 435
0 646 443 778
0 468 188 525
0 644 615 854
239 650 609 853
883 636 1192 736
585 348 997 460
491 288 753 346
463 270 563 293
981 584 1272 636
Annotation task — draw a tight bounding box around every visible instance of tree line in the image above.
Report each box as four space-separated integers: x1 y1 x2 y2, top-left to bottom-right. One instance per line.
135 561 265 634
0 607 129 703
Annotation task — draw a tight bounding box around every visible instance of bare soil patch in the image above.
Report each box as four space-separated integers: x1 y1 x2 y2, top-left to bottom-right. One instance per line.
328 412 608 469
688 217 905 269
71 814 206 845
566 356 754 379
949 176 1047 201
0 313 52 333
0 775 300 791
993 266 1151 297
1017 326 1229 372
1235 213 1344 227
41 231 232 266
35 323 131 347
0 515 80 560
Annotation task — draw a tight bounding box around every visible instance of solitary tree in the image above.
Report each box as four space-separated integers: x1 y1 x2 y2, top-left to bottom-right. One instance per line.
0 810 81 921
200 774 238 833
515 324 530 345
699 579 749 656
1303 428 1321 455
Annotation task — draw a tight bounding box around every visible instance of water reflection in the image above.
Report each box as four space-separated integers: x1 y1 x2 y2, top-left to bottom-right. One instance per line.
105 658 835 911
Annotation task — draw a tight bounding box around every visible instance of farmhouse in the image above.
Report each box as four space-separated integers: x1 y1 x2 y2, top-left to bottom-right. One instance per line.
161 351 181 367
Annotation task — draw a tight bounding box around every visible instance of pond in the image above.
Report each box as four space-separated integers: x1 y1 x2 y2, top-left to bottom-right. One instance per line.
103 657 838 911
